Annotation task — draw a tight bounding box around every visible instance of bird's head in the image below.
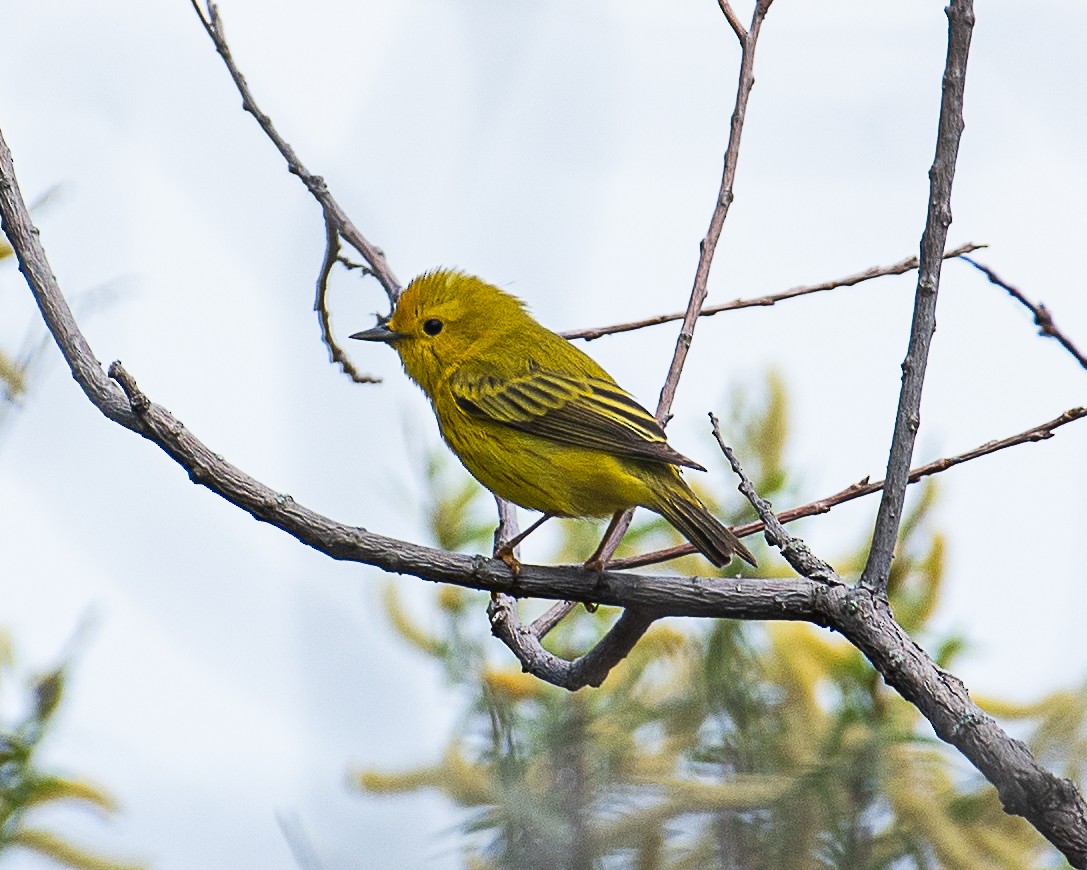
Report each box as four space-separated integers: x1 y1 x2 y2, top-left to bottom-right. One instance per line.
351 269 529 394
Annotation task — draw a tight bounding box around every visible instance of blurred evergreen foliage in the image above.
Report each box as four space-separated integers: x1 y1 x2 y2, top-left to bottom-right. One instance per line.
0 239 27 402
356 373 1082 869
0 636 143 869
1 232 140 866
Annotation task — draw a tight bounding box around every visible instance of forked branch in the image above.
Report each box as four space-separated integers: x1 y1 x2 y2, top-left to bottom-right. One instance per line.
189 0 401 304
316 218 380 384
715 422 1087 866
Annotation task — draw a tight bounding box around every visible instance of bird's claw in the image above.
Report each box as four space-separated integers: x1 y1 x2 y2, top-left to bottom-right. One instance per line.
497 545 521 578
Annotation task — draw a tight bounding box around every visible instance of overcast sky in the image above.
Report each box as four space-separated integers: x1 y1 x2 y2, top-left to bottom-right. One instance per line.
1 1 1085 867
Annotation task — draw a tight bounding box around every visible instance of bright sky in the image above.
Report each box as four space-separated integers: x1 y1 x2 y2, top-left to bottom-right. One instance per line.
1 1 1085 867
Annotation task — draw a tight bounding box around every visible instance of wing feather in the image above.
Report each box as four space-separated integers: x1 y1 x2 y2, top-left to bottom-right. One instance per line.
451 366 705 470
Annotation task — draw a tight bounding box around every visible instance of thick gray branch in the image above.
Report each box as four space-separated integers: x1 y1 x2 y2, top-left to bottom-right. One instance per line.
0 128 136 430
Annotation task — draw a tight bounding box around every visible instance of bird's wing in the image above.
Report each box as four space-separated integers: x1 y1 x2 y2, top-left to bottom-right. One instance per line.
449 365 705 470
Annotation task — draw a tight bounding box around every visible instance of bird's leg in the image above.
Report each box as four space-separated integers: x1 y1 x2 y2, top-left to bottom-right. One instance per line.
494 512 554 576
581 512 627 613
583 510 626 574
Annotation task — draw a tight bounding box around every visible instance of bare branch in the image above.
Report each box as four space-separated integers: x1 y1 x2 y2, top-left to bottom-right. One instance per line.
608 405 1086 571
717 0 747 41
0 128 136 430
315 218 381 384
656 1 770 422
715 415 1087 868
961 255 1087 371
861 0 975 597
530 601 579 638
593 0 772 566
561 242 986 342
487 497 657 688
713 414 839 584
488 596 657 690
188 0 401 303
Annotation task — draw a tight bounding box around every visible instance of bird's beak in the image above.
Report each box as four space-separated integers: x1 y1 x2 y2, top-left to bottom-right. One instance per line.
349 322 405 344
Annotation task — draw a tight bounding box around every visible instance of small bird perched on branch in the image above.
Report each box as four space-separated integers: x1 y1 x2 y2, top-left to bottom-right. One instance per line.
351 269 755 571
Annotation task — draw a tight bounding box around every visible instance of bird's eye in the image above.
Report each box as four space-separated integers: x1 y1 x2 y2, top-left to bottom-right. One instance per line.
423 318 444 336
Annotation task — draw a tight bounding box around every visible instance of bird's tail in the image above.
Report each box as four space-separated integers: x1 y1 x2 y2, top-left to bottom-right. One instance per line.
651 476 757 569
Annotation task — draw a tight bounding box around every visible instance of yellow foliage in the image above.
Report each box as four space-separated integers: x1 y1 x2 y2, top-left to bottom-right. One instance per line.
380 582 442 656
482 666 544 702
356 746 496 807
436 584 469 614
10 829 145 870
24 776 117 814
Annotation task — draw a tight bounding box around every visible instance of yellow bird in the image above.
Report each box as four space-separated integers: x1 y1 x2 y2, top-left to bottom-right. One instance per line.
351 270 755 569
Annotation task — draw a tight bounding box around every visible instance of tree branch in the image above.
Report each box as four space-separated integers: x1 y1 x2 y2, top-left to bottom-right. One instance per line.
608 405 1086 571
715 415 1087 868
0 129 136 431
717 0 749 42
487 498 658 689
560 242 985 342
315 218 380 384
188 0 401 303
961 255 1087 371
488 597 657 690
713 415 838 583
593 0 772 565
860 0 974 597
655 0 770 422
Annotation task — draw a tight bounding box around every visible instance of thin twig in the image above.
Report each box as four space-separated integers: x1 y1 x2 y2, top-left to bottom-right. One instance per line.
860 0 974 597
717 0 748 41
492 496 520 556
315 218 380 384
607 405 1086 571
530 601 579 638
592 0 773 566
561 242 986 342
712 415 839 583
655 2 770 422
188 0 401 303
960 255 1087 371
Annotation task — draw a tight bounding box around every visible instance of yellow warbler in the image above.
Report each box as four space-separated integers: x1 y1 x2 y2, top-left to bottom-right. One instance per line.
351 270 755 569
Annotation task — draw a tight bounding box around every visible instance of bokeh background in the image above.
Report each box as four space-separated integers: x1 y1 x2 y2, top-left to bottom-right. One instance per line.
1 1 1085 867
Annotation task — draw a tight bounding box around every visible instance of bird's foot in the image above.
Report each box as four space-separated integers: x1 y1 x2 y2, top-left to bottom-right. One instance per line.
496 544 522 578
580 556 609 612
